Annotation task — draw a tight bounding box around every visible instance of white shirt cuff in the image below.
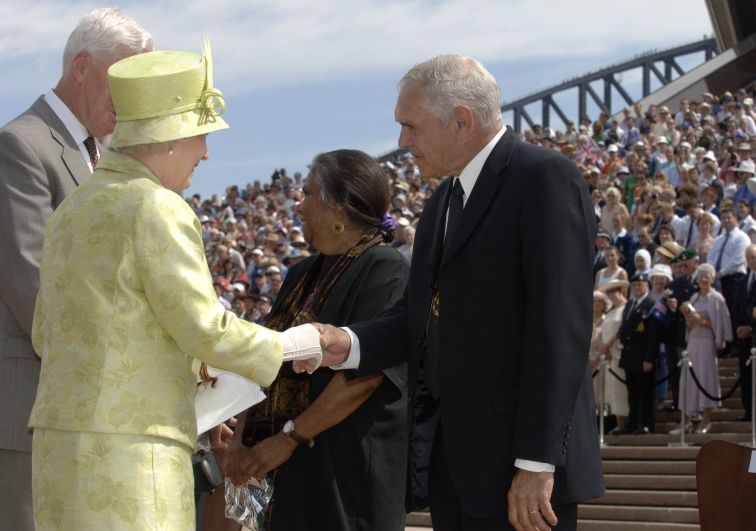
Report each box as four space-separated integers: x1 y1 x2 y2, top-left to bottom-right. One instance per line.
330 327 360 370
515 459 555 473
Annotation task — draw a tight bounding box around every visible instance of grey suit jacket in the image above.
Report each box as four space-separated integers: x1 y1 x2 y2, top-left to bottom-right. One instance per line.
0 96 91 452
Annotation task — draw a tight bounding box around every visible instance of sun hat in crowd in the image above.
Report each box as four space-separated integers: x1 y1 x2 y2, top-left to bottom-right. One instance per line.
738 159 756 175
656 136 668 144
738 142 752 152
266 265 281 275
108 37 228 148
593 291 613 312
648 264 673 282
607 144 618 153
617 166 630 175
596 229 612 242
703 151 717 162
656 241 683 260
598 279 629 293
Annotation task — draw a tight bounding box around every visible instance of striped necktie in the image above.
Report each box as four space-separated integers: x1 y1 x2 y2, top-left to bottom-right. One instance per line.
83 136 99 168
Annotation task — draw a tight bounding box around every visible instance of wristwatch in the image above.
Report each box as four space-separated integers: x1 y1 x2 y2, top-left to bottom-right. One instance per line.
282 420 314 448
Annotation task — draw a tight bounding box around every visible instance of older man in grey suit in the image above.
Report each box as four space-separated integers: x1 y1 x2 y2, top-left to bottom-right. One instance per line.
0 8 153 528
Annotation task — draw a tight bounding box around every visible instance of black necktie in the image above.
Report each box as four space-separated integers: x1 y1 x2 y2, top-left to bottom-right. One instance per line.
424 177 465 400
686 219 694 247
445 178 464 246
83 136 99 168
715 231 731 272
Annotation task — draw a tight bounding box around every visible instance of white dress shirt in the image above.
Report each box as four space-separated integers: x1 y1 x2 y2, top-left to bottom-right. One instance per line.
673 213 721 248
707 227 750 276
337 126 555 473
44 89 96 173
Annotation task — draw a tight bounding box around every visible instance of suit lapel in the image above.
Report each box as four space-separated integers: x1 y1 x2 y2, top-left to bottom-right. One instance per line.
31 96 89 186
441 128 515 266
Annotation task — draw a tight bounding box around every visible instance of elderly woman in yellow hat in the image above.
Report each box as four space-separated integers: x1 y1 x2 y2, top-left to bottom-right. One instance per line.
28 40 319 530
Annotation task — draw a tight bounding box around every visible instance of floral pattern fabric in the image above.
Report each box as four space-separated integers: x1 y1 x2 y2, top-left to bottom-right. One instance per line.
32 429 194 530
28 150 283 527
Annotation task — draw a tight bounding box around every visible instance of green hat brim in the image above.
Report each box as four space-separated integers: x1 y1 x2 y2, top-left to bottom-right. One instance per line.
109 109 228 148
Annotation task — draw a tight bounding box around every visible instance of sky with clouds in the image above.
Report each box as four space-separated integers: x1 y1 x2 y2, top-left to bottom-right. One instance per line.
0 0 713 197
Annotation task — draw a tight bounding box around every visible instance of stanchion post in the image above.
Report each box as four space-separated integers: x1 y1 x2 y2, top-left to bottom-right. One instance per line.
599 354 607 447
670 350 690 447
749 348 756 448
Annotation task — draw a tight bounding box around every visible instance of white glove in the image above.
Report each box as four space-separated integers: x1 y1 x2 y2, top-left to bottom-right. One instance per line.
279 323 322 374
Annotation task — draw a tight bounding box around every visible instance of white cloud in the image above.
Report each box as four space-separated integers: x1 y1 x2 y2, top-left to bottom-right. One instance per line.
0 0 712 94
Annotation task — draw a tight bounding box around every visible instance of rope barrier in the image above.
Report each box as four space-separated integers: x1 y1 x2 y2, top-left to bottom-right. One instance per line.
688 366 742 402
602 361 743 400
607 365 679 387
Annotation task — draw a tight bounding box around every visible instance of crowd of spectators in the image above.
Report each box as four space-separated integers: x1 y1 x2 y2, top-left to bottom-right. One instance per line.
191 163 421 323
191 85 756 409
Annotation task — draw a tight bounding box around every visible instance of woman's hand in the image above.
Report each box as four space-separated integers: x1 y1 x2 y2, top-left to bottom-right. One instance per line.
209 417 237 451
240 433 298 481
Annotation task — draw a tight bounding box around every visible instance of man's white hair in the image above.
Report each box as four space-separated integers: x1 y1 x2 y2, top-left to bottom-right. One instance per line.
399 54 502 131
62 7 154 73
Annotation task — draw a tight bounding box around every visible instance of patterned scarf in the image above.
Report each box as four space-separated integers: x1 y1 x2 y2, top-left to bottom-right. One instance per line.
242 231 384 445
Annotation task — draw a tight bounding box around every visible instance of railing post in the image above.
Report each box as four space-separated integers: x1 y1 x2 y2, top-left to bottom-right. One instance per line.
670 350 691 447
599 354 607 447
749 348 756 448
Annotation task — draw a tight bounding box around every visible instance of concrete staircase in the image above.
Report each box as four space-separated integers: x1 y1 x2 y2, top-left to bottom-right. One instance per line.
405 357 754 530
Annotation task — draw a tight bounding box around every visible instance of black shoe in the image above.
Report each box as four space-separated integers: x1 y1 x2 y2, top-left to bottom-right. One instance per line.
634 426 654 435
609 426 632 435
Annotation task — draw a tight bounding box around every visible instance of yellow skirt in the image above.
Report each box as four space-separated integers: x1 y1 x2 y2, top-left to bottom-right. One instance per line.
32 428 195 530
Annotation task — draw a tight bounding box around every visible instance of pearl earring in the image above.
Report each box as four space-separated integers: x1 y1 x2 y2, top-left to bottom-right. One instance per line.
168 147 174 156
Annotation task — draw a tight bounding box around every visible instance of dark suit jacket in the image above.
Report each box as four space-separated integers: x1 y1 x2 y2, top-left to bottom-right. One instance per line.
618 296 657 371
734 271 756 328
351 129 604 518
0 96 91 452
669 275 699 349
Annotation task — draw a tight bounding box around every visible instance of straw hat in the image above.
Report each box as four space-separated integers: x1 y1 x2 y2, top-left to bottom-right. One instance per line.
597 279 629 293
108 37 228 148
593 290 613 312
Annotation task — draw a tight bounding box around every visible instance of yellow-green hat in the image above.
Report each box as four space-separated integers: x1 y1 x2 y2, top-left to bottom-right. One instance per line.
108 37 228 148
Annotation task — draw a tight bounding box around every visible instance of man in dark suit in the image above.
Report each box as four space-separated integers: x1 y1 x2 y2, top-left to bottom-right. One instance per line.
617 273 659 434
734 244 756 420
312 55 603 530
0 9 152 529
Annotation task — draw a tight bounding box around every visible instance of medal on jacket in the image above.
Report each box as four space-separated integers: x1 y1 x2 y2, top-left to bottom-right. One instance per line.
431 291 440 317
636 321 645 332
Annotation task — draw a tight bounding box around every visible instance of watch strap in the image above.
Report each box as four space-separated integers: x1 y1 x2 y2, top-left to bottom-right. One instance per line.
284 422 314 448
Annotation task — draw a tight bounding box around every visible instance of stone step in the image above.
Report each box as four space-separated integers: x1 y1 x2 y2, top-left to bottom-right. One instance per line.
406 511 431 527
654 408 746 422
603 460 696 475
604 432 752 446
601 446 700 460
577 519 701 530
578 504 699 524
655 420 752 433
604 474 697 490
585 489 699 507
718 357 740 368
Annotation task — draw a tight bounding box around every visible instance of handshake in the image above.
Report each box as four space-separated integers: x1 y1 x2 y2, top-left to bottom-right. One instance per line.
280 323 353 373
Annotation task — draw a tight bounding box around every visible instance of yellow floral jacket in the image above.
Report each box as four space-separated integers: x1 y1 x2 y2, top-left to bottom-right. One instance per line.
29 151 282 450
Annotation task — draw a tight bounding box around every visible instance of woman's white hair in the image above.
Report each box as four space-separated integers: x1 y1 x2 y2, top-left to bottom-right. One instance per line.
696 263 716 278
399 55 502 131
63 7 154 73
